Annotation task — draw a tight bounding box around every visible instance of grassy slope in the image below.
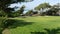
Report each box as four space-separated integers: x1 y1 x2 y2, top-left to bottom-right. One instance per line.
9 16 60 34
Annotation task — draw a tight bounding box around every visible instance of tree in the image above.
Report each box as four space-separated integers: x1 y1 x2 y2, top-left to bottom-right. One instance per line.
0 0 33 16
26 10 33 16
19 5 25 14
35 3 51 10
0 0 33 34
0 0 33 9
8 5 25 17
46 7 59 16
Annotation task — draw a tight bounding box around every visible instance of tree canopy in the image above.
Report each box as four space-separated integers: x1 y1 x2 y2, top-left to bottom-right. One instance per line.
0 0 33 10
0 0 33 34
0 0 33 17
35 3 51 10
26 10 33 16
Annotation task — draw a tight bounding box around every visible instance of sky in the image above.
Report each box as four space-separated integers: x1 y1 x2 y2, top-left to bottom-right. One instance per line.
9 0 60 13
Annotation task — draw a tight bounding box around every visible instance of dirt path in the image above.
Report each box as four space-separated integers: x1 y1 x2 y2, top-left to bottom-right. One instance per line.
2 28 10 34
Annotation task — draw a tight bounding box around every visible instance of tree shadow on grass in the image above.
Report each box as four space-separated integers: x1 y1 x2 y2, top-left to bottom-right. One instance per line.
31 32 46 34
3 19 34 29
31 28 60 34
44 28 60 34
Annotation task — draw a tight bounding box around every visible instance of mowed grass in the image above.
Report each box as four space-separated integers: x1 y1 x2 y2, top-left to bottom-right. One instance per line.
9 16 60 34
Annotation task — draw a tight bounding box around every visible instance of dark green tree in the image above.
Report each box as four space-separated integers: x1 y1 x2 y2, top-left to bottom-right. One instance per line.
18 5 25 14
0 0 33 17
26 10 33 16
46 7 59 16
0 0 32 10
0 0 33 34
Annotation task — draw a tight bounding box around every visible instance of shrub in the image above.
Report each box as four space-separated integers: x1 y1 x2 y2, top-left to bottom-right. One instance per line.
0 17 7 34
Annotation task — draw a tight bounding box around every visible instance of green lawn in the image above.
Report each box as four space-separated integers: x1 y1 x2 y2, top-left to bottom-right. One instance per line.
9 16 60 34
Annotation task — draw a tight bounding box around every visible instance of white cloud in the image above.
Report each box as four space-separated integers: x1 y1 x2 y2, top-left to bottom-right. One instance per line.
9 0 60 10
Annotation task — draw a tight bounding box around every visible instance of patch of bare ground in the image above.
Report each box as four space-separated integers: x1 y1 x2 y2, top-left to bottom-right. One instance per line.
2 28 10 34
